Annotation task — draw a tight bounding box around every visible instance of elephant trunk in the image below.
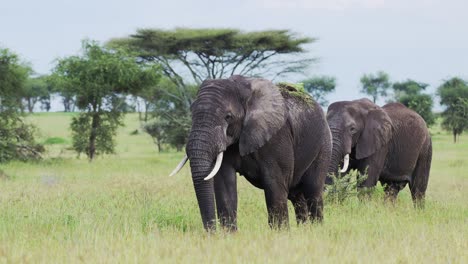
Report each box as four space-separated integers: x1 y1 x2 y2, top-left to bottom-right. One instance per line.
186 126 224 231
327 129 345 184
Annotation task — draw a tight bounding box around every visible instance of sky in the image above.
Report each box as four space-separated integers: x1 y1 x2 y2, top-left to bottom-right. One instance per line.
1 0 467 110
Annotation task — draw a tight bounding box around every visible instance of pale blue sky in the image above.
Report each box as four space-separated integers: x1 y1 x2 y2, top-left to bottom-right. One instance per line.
1 0 467 109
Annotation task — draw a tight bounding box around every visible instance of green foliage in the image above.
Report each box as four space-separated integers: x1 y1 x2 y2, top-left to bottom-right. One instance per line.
392 80 435 127
0 48 43 162
360 71 391 103
47 73 77 112
109 28 315 82
393 79 428 98
52 40 160 160
438 77 468 142
143 120 166 152
325 170 369 204
398 93 435 126
0 113 44 162
141 78 196 151
0 48 31 110
22 75 52 113
301 76 336 106
277 82 314 107
70 112 123 157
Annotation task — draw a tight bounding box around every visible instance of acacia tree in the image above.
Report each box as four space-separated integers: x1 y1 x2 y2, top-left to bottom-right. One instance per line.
22 75 50 113
392 79 435 126
360 71 391 103
301 76 336 106
108 28 316 148
52 40 160 160
438 77 468 143
0 48 43 161
109 28 314 85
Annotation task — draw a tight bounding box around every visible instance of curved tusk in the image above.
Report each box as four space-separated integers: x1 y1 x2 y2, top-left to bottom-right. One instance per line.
340 154 350 173
204 152 224 181
169 155 188 176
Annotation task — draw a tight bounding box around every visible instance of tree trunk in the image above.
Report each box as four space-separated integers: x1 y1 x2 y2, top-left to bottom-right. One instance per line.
27 98 34 113
88 111 100 161
144 102 149 122
453 130 457 143
63 99 70 112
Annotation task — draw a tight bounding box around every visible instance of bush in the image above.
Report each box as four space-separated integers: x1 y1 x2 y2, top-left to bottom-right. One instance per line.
325 169 370 204
0 113 44 162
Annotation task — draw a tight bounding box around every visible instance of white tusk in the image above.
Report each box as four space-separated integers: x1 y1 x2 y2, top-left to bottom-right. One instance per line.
204 152 224 181
169 155 188 176
340 154 350 173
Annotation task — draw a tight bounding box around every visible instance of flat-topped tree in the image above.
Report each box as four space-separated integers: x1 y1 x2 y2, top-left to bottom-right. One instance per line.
108 28 315 150
52 40 160 160
110 28 313 81
108 28 315 105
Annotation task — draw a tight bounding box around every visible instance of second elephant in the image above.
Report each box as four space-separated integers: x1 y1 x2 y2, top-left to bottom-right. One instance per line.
327 99 432 206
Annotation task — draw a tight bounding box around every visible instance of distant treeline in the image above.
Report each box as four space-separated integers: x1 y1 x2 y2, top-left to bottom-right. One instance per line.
1 28 467 162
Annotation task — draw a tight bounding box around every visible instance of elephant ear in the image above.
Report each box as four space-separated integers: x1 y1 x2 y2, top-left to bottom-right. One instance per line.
356 108 393 159
238 78 287 156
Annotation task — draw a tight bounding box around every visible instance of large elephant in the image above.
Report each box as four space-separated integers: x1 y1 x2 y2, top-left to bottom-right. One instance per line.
171 75 331 231
326 98 432 206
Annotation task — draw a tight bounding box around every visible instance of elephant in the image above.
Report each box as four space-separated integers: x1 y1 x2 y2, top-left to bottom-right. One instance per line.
326 98 432 207
170 75 331 231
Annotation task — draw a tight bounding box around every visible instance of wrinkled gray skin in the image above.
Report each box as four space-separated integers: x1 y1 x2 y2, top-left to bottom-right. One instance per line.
327 98 432 206
186 75 331 231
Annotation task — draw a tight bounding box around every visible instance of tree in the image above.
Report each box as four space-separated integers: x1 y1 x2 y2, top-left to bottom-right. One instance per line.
438 77 468 143
108 28 316 149
392 79 435 126
109 28 315 85
52 40 160 160
0 48 43 162
360 71 391 103
301 76 336 106
22 75 50 113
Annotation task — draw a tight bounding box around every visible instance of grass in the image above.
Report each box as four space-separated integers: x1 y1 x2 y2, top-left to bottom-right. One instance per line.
0 113 466 263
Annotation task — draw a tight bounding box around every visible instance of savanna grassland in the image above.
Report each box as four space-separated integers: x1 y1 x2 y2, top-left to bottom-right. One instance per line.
0 113 466 263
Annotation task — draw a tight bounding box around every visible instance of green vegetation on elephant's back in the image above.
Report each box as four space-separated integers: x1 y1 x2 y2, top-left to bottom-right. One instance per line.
0 113 466 263
277 82 315 107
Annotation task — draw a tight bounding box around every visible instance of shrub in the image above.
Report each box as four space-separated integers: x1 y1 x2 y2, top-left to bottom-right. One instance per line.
325 169 370 204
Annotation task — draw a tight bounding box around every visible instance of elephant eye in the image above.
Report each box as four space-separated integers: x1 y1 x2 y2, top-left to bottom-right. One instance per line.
349 126 356 133
225 113 233 122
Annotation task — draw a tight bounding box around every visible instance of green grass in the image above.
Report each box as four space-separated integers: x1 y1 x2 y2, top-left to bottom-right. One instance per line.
0 113 466 263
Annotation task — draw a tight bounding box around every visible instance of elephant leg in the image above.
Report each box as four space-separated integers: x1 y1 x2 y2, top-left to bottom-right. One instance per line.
214 163 238 232
288 191 308 225
383 181 407 204
409 140 432 209
357 149 386 189
264 182 289 229
302 148 329 223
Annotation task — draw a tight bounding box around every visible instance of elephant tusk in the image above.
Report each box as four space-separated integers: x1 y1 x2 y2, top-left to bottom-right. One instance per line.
169 155 188 176
204 152 224 181
340 154 350 173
